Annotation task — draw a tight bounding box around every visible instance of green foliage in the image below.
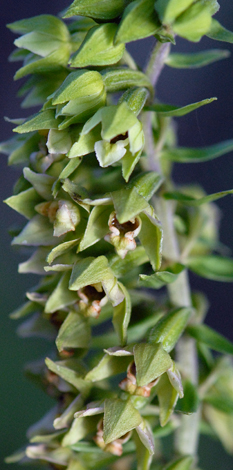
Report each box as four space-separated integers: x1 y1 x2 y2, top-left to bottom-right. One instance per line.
2 1 233 470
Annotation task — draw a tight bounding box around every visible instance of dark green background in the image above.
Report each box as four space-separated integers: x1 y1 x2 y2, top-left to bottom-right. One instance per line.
1 1 233 469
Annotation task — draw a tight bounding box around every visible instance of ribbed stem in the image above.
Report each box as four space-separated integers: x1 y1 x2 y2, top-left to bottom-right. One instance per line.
144 41 200 458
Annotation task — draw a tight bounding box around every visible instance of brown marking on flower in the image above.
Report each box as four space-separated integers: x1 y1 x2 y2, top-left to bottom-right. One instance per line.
78 284 107 318
110 132 128 145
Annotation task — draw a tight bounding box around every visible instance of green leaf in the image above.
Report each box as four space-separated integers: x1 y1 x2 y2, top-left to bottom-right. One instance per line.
62 416 99 447
17 313 56 341
79 205 112 252
113 283 131 346
70 24 125 67
173 3 213 42
63 0 126 20
161 139 233 163
155 0 194 24
186 255 233 282
56 311 91 352
14 32 64 57
45 271 77 314
121 148 141 182
85 354 131 382
162 456 194 470
156 374 179 426
54 395 83 430
129 171 163 201
134 343 172 387
119 87 150 116
207 19 233 43
149 307 193 353
58 157 82 180
69 256 110 290
103 398 142 443
175 380 199 414
68 126 101 158
136 419 155 456
52 70 104 105
14 110 60 134
45 357 90 394
187 324 233 355
101 68 152 93
111 187 149 224
133 430 153 470
139 263 185 289
8 15 70 40
138 210 163 271
10 301 40 320
163 188 233 206
23 167 55 200
19 247 49 275
146 97 217 117
165 49 230 69
12 215 55 246
4 188 42 219
14 45 70 80
115 0 160 44
47 239 79 265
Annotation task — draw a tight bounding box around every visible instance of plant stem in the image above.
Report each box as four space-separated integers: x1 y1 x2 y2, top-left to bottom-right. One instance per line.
142 41 170 173
144 41 200 458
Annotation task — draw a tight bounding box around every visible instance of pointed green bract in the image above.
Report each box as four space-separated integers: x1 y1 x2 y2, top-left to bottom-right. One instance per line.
156 374 179 426
12 215 55 246
134 343 172 386
103 398 142 443
45 358 90 394
138 210 163 271
111 187 149 224
163 188 233 206
45 272 77 314
207 19 233 43
63 0 127 20
154 0 194 24
116 0 160 44
4 188 42 219
139 264 185 289
85 354 131 381
149 307 192 352
8 15 70 40
79 205 112 251
14 110 60 134
101 68 152 94
112 283 131 345
70 24 125 67
56 311 91 351
52 70 104 104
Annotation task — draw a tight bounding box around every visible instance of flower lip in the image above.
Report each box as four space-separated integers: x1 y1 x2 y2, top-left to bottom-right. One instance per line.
110 214 140 236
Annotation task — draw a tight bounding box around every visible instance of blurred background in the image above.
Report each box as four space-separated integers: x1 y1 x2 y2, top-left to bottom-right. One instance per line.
1 1 233 469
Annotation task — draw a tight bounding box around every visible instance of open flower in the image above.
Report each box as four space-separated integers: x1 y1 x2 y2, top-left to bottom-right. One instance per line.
77 283 108 318
81 102 144 168
105 211 141 258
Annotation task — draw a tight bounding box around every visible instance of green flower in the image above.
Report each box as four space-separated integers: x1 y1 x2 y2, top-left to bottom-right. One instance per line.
81 101 144 168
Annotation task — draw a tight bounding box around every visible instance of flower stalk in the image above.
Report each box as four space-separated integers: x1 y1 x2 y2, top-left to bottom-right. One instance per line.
3 1 233 469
